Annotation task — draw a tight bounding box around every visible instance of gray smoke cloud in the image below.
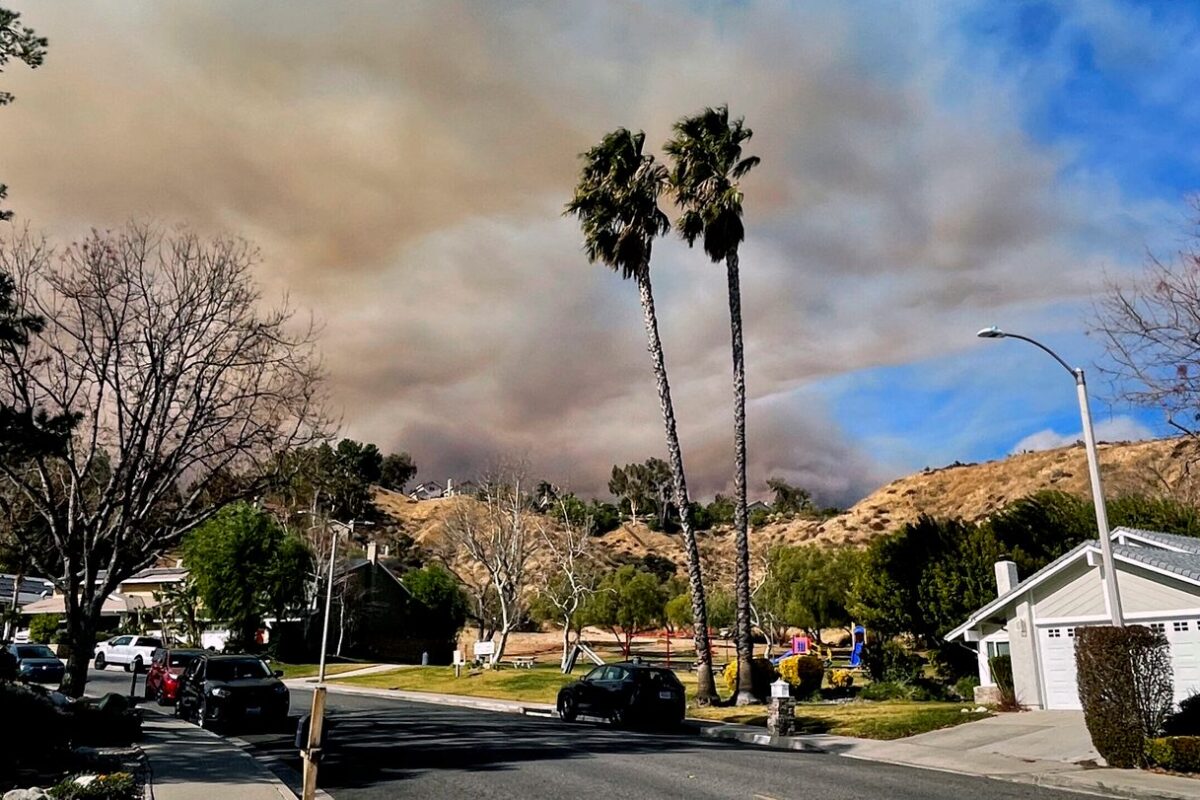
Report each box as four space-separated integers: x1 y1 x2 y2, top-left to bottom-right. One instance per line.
0 1 1168 504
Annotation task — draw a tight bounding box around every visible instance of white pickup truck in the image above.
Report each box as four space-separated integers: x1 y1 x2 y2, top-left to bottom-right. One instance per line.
93 635 163 672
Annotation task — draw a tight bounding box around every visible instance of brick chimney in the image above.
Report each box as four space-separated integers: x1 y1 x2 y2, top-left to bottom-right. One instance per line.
995 557 1019 596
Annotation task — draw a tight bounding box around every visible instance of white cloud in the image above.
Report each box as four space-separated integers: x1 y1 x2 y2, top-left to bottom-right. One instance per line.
1011 416 1154 454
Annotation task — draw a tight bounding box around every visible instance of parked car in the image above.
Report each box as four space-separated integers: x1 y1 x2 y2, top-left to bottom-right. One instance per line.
13 628 30 644
144 647 206 705
556 661 686 728
5 642 65 685
175 653 289 730
93 635 163 672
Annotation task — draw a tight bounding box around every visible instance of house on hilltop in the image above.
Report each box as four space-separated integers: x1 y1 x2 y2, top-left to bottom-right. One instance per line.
949 527 1200 710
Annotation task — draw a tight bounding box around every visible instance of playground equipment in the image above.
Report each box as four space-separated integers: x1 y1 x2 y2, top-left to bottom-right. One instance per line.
562 642 605 674
771 624 867 669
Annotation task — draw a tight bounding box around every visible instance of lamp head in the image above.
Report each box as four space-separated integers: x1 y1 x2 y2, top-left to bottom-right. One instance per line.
977 326 1005 339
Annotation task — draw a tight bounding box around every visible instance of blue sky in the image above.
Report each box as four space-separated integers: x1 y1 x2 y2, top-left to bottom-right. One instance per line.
802 0 1200 480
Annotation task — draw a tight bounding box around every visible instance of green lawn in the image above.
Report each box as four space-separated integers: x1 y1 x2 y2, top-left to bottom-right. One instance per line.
690 700 991 740
336 665 580 704
273 662 376 680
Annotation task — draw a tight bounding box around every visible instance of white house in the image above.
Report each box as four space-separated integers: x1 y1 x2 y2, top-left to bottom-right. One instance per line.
948 527 1200 710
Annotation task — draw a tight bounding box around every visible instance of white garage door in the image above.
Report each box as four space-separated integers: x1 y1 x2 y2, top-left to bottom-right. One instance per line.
1039 626 1080 710
1159 618 1200 705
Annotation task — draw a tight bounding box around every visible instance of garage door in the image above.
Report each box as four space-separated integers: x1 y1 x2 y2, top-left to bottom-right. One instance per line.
1159 619 1200 705
1039 626 1081 710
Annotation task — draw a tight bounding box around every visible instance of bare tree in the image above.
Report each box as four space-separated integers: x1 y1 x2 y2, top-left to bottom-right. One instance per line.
439 469 534 664
0 224 327 695
533 498 597 670
1094 218 1200 438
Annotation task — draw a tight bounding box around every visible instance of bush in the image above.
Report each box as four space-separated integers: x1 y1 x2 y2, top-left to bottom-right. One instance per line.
777 655 822 698
1164 692 1200 736
49 772 139 800
988 654 1018 709
0 681 69 773
859 680 916 701
721 657 778 700
29 613 61 644
1076 625 1174 768
828 669 855 690
863 639 922 684
1144 737 1200 773
953 675 980 702
64 694 142 747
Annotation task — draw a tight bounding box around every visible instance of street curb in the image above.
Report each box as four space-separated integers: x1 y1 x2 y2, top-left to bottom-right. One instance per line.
694 722 832 753
285 679 557 717
1010 770 1200 800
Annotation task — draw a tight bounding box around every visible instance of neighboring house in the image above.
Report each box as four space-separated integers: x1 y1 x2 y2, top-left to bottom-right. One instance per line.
410 481 445 501
746 501 772 515
115 566 189 604
949 527 1200 710
1 574 53 608
445 479 479 498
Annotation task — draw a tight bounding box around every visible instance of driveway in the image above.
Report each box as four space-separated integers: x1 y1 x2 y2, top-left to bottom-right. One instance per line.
902 711 1101 766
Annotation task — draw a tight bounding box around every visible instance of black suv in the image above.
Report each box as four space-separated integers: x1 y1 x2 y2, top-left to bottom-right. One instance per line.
175 653 289 730
556 661 686 728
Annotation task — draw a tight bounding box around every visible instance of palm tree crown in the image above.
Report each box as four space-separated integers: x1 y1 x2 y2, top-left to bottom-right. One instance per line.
564 128 669 280
664 105 760 261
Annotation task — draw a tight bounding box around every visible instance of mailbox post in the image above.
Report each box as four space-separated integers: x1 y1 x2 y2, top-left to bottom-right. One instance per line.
767 679 795 737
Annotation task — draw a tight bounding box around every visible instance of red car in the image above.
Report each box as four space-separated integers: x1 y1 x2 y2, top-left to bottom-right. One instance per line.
145 647 206 705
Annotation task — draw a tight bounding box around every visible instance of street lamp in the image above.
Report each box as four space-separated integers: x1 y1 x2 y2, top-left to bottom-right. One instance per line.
304 517 373 800
976 326 1124 627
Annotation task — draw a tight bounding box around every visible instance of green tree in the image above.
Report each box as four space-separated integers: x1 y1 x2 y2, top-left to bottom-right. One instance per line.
153 576 204 648
182 502 314 650
380 451 417 492
664 108 757 699
608 462 654 521
758 545 859 645
0 7 46 221
705 494 736 526
566 128 717 702
766 477 814 516
666 105 761 705
402 564 469 641
584 565 665 658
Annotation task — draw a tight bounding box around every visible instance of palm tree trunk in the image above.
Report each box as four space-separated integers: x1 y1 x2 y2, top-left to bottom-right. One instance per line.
635 266 718 704
726 251 755 705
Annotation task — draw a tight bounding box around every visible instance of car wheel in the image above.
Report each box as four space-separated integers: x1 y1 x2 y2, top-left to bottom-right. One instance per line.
610 704 628 728
173 700 185 718
94 653 106 670
197 697 209 728
156 687 168 706
558 693 578 722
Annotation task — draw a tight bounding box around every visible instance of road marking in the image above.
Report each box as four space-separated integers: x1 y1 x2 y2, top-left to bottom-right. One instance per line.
753 794 780 800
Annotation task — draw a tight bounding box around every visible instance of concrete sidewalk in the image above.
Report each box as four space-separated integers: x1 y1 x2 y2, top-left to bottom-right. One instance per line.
141 714 297 800
701 719 1199 800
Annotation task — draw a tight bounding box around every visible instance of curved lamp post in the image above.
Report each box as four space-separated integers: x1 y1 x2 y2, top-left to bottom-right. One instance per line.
977 326 1124 627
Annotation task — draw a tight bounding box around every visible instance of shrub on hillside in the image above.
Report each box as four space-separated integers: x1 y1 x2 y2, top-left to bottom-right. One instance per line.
859 680 915 701
1144 737 1200 773
1076 625 1173 768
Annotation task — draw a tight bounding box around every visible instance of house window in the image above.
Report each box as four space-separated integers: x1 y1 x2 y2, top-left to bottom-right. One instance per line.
1173 621 1190 632
1047 628 1061 638
1066 628 1076 638
1149 623 1166 633
986 641 1011 660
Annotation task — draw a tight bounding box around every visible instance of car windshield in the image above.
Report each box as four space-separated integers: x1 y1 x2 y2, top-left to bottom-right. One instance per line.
16 645 56 659
169 652 202 668
206 658 271 681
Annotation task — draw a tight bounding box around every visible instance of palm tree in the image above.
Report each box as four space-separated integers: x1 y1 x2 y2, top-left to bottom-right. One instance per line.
565 128 719 703
665 106 760 705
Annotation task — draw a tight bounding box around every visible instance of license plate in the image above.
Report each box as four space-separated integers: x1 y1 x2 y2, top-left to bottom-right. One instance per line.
245 706 262 715
658 691 675 700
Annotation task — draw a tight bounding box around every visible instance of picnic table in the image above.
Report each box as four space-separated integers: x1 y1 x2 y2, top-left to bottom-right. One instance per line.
507 656 537 669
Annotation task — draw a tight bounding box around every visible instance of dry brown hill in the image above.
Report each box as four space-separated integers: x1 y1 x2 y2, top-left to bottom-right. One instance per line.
372 436 1200 571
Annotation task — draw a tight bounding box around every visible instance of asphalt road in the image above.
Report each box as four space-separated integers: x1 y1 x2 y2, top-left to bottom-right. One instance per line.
82 668 1087 799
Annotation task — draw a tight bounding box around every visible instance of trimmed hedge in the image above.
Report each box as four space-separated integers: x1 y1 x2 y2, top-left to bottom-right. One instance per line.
1076 625 1173 768
1164 692 1200 736
721 657 778 700
1145 737 1200 773
777 655 823 698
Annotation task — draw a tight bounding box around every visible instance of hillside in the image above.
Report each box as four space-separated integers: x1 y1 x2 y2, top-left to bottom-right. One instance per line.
371 436 1200 572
